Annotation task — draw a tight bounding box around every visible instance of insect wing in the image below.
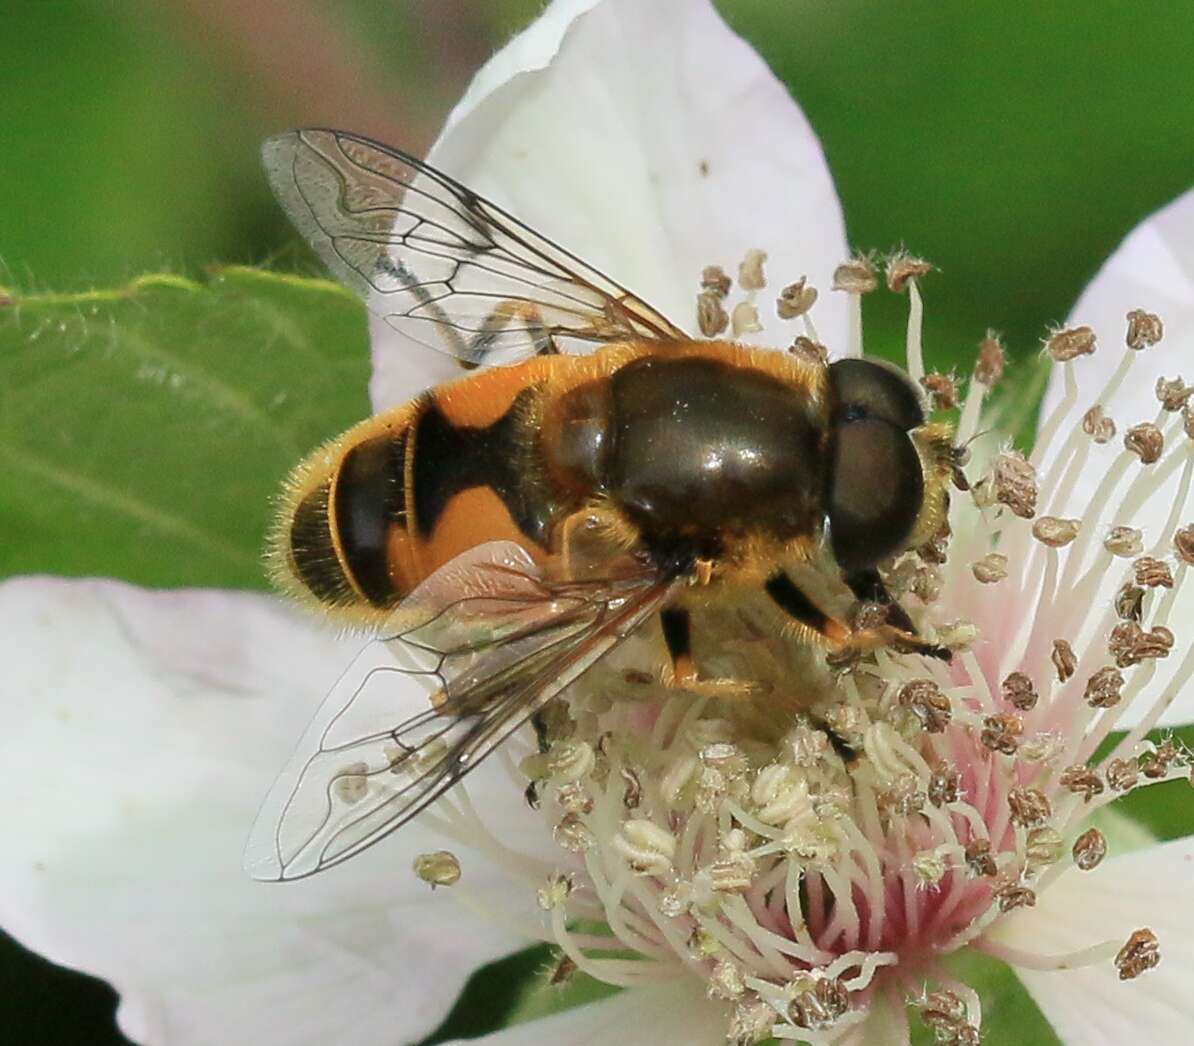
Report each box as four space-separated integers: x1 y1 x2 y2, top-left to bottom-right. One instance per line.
262 129 687 367
245 542 677 881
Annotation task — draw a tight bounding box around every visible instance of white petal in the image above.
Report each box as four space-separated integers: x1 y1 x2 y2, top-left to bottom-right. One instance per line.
454 978 725 1045
1027 187 1194 727
368 0 604 410
0 577 533 1046
370 0 848 411
443 0 604 137
984 837 1194 1042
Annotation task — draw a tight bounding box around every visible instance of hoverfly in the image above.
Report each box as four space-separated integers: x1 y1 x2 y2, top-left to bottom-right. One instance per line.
245 130 955 881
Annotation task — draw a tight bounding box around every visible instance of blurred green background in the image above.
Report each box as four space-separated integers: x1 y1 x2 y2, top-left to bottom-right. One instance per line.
4 0 1194 1043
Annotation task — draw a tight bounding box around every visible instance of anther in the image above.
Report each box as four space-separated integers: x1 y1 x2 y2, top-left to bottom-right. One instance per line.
920 372 958 411
554 813 594 853
832 256 878 294
1156 376 1193 412
937 620 979 650
613 819 676 875
918 992 979 1045
964 839 998 877
697 290 729 337
1124 422 1163 464
1115 583 1144 622
788 976 850 1030
1032 516 1081 548
972 552 1009 584
1125 309 1163 350
1059 764 1104 801
701 265 732 297
708 960 747 1000
1134 556 1174 588
1002 671 1039 711
1104 526 1144 557
911 563 944 604
1083 666 1125 709
982 713 1023 755
918 532 949 565
549 954 577 986
789 335 829 365
695 765 729 815
1025 827 1064 871
731 301 762 337
413 850 461 887
1109 621 1174 666
1008 787 1052 828
537 872 574 910
702 853 756 894
547 740 595 782
776 278 817 319
991 450 1038 518
919 991 967 1029
1141 739 1179 780
995 880 1037 913
621 767 642 809
885 253 933 293
1051 639 1077 682
974 332 1005 387
1174 524 1194 565
928 767 961 807
728 1000 777 1046
738 249 768 291
659 882 692 918
555 782 593 815
1082 405 1117 444
1021 731 1064 764
914 848 950 886
1072 827 1107 870
788 725 830 767
1105 757 1139 791
880 776 926 817
1115 928 1160 980
898 679 952 732
1045 325 1096 362
701 742 746 776
687 927 722 960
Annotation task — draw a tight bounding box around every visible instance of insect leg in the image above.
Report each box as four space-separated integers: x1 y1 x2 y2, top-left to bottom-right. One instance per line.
468 299 560 360
659 606 762 697
765 571 950 662
764 572 849 644
661 607 697 687
843 567 917 634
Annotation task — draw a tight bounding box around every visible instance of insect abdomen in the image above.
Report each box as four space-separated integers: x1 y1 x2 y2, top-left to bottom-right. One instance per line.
270 364 564 624
269 406 417 622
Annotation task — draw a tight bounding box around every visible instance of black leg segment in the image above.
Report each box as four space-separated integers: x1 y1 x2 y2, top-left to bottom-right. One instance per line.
765 572 833 635
660 607 692 663
843 567 917 635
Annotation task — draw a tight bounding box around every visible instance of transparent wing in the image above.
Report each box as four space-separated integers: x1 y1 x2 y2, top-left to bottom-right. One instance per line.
245 541 679 881
263 128 687 366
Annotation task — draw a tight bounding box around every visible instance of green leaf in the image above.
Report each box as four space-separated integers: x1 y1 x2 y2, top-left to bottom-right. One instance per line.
0 268 370 589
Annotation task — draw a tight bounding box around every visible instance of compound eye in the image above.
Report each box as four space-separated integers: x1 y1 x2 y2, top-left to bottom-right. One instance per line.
828 417 924 570
828 358 924 430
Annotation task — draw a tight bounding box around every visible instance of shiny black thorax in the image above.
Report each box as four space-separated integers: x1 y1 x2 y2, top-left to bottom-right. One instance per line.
594 355 828 560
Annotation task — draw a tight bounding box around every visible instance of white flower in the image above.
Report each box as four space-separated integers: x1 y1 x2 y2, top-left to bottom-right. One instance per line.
4 1 1194 1044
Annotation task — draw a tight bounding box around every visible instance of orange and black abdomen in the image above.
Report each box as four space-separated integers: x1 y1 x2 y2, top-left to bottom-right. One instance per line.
270 356 572 625
271 339 833 623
